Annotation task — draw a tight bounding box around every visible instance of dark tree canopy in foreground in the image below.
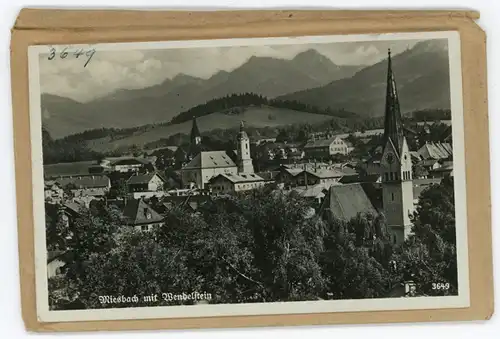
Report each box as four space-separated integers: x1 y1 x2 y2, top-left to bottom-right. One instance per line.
392 176 458 296
48 178 457 309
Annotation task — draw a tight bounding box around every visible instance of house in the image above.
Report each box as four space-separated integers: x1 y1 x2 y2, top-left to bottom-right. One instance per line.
160 194 209 214
209 173 266 194
298 169 344 187
419 159 441 172
45 201 83 233
344 140 355 154
47 250 71 279
428 161 453 178
304 136 351 159
56 175 111 198
274 166 303 187
254 137 277 146
417 142 453 160
322 183 379 222
412 178 443 204
44 180 64 204
291 183 331 205
275 165 343 188
336 166 362 184
100 157 153 173
127 172 167 198
181 151 238 189
255 171 279 184
122 199 164 231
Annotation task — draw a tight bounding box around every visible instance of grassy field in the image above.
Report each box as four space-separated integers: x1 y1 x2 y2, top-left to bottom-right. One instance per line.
44 160 98 178
87 106 334 152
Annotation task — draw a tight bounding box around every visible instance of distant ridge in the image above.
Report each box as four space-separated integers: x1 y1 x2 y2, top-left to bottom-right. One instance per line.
41 49 361 138
278 40 451 117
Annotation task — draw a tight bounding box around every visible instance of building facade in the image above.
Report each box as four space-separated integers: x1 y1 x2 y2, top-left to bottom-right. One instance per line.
182 120 259 190
127 172 165 192
304 136 351 159
56 175 111 198
181 151 238 189
236 121 255 173
122 199 164 231
100 157 152 173
209 173 266 194
380 49 415 245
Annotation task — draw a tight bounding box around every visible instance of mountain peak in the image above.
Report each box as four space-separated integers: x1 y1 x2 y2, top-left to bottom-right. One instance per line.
172 73 202 82
293 49 334 64
411 39 448 55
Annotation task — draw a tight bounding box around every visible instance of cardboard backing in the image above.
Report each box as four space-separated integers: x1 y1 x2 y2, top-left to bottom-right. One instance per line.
10 8 493 332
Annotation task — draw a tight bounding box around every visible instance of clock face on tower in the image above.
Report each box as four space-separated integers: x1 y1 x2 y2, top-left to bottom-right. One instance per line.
386 152 395 165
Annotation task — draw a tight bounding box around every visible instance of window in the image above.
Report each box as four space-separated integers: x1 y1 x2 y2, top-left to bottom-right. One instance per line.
391 192 395 201
141 225 148 231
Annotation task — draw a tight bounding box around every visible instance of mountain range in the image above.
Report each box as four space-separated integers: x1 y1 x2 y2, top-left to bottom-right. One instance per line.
42 40 450 139
278 40 450 116
42 49 361 138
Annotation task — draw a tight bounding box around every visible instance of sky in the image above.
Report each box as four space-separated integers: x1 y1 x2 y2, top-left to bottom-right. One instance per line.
38 39 422 102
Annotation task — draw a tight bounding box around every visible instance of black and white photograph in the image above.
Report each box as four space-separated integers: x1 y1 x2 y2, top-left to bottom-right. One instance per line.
28 31 469 322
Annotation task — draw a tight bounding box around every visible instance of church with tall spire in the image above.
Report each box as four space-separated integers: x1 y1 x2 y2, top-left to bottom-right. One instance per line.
190 116 202 147
380 49 414 245
182 118 263 191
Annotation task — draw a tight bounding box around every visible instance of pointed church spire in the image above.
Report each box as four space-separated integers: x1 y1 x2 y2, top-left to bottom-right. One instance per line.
240 120 245 131
190 116 201 146
383 48 404 155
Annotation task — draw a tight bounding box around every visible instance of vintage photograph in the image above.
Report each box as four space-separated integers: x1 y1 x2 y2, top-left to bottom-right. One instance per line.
28 31 468 322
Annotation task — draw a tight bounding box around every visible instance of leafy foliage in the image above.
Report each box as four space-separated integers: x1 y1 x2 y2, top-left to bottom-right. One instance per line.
393 176 458 296
50 186 410 309
42 127 104 164
48 176 457 308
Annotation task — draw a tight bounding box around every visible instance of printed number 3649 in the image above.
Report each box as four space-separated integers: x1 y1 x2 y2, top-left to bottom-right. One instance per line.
432 282 450 290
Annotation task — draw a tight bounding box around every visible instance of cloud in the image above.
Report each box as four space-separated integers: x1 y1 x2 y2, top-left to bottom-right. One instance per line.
355 45 380 58
39 39 424 102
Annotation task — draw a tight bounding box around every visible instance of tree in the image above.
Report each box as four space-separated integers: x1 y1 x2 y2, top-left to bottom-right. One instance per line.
297 128 310 143
394 176 457 296
320 217 390 299
238 189 326 301
76 228 183 308
276 129 290 143
45 204 71 252
174 148 188 168
64 204 123 281
413 163 429 179
110 178 129 198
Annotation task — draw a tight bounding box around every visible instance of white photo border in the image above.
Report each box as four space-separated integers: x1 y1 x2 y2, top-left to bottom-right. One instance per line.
27 30 469 323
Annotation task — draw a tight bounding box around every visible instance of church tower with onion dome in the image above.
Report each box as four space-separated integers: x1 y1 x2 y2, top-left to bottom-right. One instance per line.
236 121 254 174
380 49 414 245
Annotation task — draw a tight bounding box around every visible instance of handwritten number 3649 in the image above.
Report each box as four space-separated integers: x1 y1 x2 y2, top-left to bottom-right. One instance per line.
47 47 95 67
